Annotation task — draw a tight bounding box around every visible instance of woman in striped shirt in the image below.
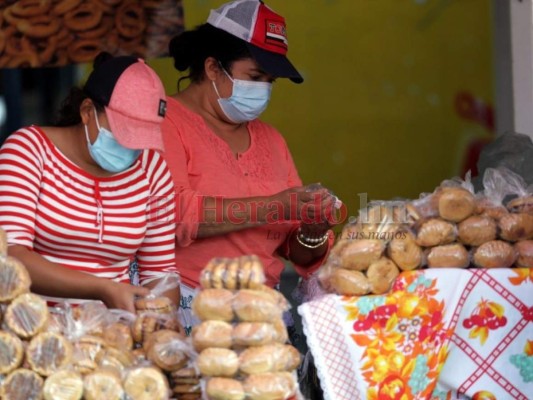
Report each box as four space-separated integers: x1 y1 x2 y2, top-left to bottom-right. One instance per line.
0 53 179 312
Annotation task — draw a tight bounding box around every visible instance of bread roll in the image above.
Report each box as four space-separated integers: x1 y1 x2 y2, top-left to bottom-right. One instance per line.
95 346 135 374
233 322 279 347
366 258 400 294
233 290 282 322
473 240 517 268
135 296 174 314
475 197 509 221
329 268 370 296
103 322 133 351
340 239 385 271
242 372 297 400
0 256 31 302
272 318 289 344
43 370 84 400
515 240 533 267
387 231 423 271
437 187 475 222
145 329 188 372
458 215 497 246
71 336 105 375
132 313 180 345
427 244 470 268
83 371 124 400
192 289 234 322
192 320 233 351
239 344 300 375
123 367 169 400
498 213 533 242
416 219 456 247
0 369 44 400
197 348 239 377
507 195 533 215
206 378 245 400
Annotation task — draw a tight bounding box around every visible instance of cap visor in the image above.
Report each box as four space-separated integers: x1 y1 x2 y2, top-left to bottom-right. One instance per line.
105 107 164 151
247 44 304 83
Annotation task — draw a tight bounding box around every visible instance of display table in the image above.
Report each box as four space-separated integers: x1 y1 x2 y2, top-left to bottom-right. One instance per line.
298 268 532 400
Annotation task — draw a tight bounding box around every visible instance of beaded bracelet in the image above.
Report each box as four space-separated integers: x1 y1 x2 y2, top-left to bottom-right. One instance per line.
295 228 330 249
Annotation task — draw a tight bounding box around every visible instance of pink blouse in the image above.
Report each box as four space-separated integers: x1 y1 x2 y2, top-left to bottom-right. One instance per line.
161 97 330 288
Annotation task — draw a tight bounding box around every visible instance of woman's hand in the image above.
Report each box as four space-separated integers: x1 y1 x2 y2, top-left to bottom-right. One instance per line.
98 280 150 313
270 184 333 222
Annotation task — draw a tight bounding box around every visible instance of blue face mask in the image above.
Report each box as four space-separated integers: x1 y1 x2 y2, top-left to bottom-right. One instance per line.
212 67 272 123
85 110 141 173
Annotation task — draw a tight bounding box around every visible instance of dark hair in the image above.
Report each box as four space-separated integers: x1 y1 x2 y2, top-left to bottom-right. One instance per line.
53 52 112 126
169 24 252 86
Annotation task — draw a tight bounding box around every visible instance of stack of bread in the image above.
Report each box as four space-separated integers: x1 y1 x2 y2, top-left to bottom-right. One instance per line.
319 168 533 296
192 256 301 400
0 227 192 400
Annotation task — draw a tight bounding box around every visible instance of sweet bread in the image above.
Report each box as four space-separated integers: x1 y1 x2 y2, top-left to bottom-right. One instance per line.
145 329 188 372
83 370 124 400
197 348 239 377
0 331 24 375
339 239 385 271
329 268 370 296
233 289 282 322
192 320 233 351
239 344 300 375
0 256 31 302
507 195 533 215
95 346 134 374
26 332 73 376
239 255 266 289
366 257 400 294
132 312 180 344
6 292 49 338
233 322 279 347
415 218 456 247
169 367 200 386
437 187 475 222
43 370 83 400
475 197 509 221
0 368 44 400
192 288 234 322
71 335 105 375
254 284 289 311
458 215 497 246
201 256 266 290
103 322 133 351
206 378 245 400
123 367 169 400
473 240 517 268
427 244 470 268
135 296 175 314
498 213 533 242
242 372 297 400
387 231 423 271
515 240 533 267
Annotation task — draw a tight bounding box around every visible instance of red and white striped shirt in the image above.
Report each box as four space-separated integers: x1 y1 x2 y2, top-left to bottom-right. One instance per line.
0 126 177 302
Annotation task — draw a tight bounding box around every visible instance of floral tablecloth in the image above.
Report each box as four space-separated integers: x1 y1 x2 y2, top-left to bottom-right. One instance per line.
298 269 533 400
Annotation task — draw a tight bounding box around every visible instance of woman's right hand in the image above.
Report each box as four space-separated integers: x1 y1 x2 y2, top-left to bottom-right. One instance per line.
98 280 150 313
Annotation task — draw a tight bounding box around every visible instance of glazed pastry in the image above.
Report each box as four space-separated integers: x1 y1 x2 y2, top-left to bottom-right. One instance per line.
135 296 175 314
242 372 297 400
515 240 533 267
123 367 169 400
416 218 456 247
437 187 475 222
145 329 188 372
83 370 124 400
26 332 73 377
473 240 517 268
233 289 283 322
427 244 470 268
206 378 245 400
192 288 234 322
6 293 49 338
192 320 233 351
366 257 400 294
387 231 423 271
498 213 533 242
339 239 385 271
458 215 497 246
239 344 301 375
329 268 370 296
0 256 31 302
0 368 44 400
103 322 133 351
197 348 239 377
43 370 84 400
0 331 24 375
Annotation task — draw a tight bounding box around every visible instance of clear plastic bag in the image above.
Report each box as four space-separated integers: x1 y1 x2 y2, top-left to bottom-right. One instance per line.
0 368 44 400
134 272 181 315
200 255 266 290
26 331 73 377
123 366 171 400
0 256 31 302
42 370 84 400
5 293 49 338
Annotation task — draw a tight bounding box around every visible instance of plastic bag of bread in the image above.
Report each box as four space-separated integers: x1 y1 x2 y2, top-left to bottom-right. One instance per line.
415 218 457 247
200 255 266 290
475 168 522 220
71 335 106 375
0 256 31 302
0 368 44 400
192 320 233 351
102 309 136 351
144 329 191 372
338 239 385 271
457 215 497 246
95 345 135 375
473 240 517 268
206 377 246 400
498 213 533 242
5 292 49 338
514 240 533 267
387 230 423 271
134 272 180 315
238 343 301 375
427 244 470 268
242 372 298 400
42 370 84 400
197 348 239 377
132 311 182 346
192 288 235 322
232 319 288 347
26 331 73 376
62 301 109 339
123 366 171 400
83 369 124 400
232 289 286 323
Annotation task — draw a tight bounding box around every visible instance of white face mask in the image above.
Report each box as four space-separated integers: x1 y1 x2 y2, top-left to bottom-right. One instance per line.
212 67 272 123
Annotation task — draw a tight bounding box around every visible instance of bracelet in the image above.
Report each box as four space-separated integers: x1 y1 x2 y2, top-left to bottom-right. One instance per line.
295 228 330 249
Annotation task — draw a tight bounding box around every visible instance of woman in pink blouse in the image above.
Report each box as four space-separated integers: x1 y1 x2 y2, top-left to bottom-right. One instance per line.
161 0 339 330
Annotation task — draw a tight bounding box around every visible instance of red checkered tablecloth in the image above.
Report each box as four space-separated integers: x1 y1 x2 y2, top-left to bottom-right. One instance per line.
298 269 533 400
